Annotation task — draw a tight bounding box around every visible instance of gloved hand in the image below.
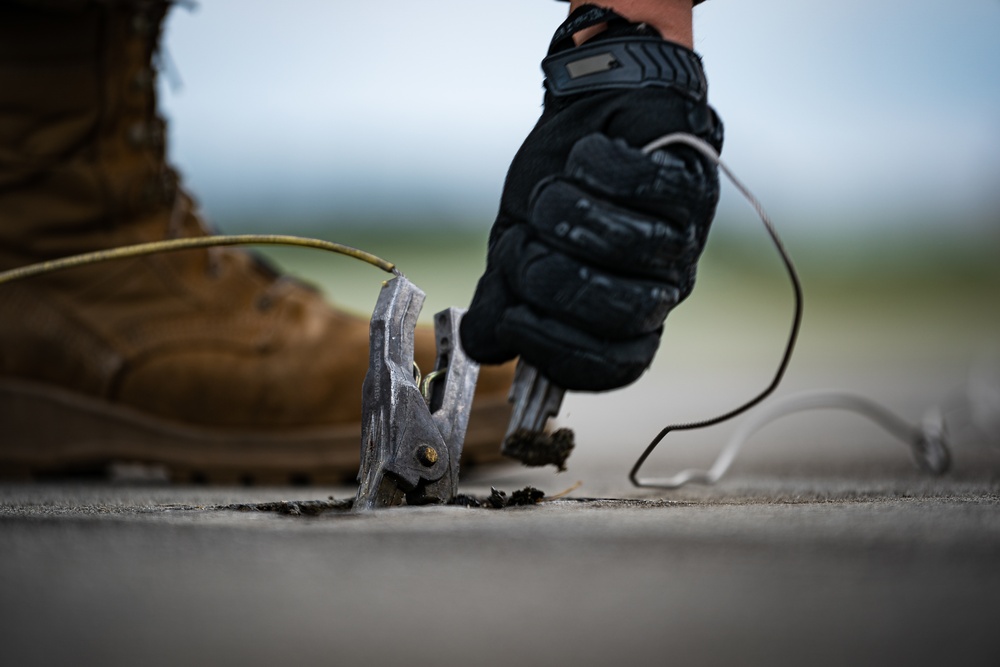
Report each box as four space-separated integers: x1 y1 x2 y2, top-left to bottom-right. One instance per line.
460 5 724 392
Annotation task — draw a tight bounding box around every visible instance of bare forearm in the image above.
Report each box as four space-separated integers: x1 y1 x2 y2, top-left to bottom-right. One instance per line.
568 0 693 48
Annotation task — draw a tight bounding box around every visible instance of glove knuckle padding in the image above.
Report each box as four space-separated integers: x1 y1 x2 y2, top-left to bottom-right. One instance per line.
511 244 680 340
530 179 697 280
565 134 719 223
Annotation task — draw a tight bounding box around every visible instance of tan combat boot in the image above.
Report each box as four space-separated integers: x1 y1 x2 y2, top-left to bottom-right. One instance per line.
0 0 512 483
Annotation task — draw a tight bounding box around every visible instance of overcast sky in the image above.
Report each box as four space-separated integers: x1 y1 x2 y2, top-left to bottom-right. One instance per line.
159 0 1000 234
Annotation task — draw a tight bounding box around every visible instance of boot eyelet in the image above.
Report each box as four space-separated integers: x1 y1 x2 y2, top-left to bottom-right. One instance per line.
132 14 153 36
131 68 154 92
139 179 157 205
204 249 223 279
127 123 147 148
150 121 165 148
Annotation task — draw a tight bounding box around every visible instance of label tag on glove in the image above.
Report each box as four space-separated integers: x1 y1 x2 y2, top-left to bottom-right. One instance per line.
565 52 620 79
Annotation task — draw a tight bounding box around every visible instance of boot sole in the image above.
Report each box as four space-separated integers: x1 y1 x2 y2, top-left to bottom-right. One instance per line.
0 377 509 485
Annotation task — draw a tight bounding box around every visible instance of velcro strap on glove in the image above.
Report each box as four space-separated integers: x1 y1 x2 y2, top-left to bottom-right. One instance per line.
542 37 708 101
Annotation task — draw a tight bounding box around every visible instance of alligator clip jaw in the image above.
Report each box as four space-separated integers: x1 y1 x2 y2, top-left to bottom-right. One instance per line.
355 276 480 509
504 361 565 443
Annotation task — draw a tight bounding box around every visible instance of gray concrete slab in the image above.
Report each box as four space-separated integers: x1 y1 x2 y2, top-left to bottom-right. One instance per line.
3 367 999 667
2 480 999 667
3 276 998 667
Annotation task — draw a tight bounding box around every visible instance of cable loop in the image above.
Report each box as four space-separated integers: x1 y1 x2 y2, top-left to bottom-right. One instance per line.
631 133 804 489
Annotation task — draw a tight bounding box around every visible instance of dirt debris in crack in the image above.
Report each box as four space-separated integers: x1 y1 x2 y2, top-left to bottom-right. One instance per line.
503 428 575 471
214 487 547 515
449 486 546 509
222 497 353 516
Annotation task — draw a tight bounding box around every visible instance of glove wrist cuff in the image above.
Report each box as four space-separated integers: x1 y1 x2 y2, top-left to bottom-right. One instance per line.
542 36 707 100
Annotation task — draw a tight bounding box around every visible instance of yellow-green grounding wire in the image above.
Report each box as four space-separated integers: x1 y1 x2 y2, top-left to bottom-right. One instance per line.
0 234 401 287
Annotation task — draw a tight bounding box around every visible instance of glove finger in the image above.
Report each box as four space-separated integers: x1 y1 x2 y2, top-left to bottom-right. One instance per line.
496 227 683 340
460 262 519 365
530 178 702 281
497 305 660 391
564 133 719 222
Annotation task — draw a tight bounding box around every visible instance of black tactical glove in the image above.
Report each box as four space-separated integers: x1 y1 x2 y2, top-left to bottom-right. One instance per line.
460 5 724 391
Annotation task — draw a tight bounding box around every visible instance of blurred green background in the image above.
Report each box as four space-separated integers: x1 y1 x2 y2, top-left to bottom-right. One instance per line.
249 218 999 377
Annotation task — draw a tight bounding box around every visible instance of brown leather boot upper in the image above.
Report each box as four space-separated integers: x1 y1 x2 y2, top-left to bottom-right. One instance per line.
0 1 498 439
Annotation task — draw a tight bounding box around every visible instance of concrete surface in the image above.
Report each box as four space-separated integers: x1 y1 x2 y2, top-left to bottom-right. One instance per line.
2 478 998 667
3 364 999 667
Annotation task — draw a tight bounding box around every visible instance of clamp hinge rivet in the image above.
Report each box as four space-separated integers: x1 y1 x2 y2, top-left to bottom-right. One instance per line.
416 445 439 467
